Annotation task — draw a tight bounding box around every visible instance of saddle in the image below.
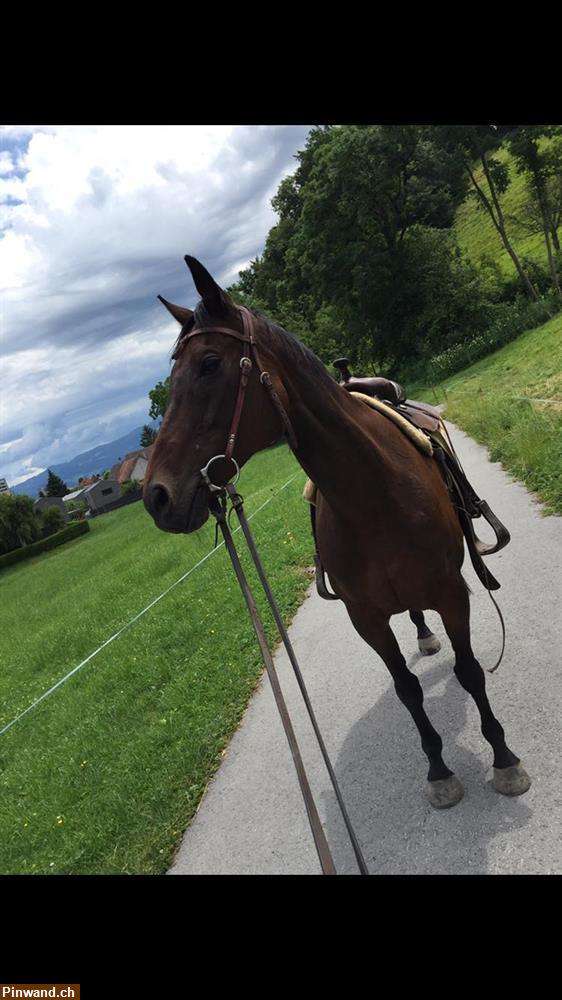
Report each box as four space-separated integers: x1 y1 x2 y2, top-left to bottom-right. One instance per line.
333 358 442 433
312 360 511 599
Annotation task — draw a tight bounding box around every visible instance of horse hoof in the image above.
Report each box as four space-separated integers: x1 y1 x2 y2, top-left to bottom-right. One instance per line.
418 634 441 655
426 775 464 809
492 762 532 796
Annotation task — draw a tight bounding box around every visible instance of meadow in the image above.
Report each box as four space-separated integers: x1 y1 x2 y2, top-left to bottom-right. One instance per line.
0 446 313 874
415 312 562 515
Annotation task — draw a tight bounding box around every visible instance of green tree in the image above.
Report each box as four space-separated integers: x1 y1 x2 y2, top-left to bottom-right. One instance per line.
39 505 65 538
65 499 87 515
121 479 141 496
230 124 473 369
45 469 68 497
506 126 562 299
430 125 540 301
511 173 562 256
0 494 41 554
148 378 170 422
140 425 157 447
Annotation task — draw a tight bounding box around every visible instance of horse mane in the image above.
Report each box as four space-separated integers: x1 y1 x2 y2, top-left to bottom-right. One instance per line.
171 303 339 396
263 316 335 388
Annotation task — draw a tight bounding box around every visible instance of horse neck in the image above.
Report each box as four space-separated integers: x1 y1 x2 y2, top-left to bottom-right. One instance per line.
262 335 392 511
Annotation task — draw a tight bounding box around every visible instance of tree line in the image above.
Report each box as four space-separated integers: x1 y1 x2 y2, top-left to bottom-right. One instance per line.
148 124 561 420
0 493 67 556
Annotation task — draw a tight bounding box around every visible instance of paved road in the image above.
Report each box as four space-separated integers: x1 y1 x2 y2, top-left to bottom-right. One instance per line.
169 424 562 875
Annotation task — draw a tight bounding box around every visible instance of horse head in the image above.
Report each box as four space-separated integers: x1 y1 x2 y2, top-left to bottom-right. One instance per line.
143 256 286 534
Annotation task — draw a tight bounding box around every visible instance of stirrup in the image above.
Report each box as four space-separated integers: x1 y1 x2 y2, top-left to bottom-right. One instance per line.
473 499 511 556
314 553 340 601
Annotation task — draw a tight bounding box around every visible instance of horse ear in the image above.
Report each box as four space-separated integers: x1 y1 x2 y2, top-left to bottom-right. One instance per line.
184 255 233 317
157 296 193 326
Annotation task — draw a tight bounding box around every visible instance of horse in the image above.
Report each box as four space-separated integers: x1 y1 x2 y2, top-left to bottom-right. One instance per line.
143 254 531 809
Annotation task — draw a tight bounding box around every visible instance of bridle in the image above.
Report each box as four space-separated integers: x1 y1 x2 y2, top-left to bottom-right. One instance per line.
178 304 367 876
181 305 298 491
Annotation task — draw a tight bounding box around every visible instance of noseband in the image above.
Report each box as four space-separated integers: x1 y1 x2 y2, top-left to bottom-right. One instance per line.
182 306 297 490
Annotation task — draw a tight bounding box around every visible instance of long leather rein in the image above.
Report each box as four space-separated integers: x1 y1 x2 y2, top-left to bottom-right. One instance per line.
184 306 368 876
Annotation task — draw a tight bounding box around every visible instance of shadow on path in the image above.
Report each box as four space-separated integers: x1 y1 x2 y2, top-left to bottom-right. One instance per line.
323 653 534 875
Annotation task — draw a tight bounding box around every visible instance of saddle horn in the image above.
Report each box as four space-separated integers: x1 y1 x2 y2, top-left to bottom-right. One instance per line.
333 358 353 384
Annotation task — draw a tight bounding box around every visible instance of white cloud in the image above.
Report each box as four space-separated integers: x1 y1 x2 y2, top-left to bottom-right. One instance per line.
0 124 312 485
0 151 15 175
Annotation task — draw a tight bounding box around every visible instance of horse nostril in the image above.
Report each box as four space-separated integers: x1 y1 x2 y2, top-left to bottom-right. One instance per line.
149 483 170 517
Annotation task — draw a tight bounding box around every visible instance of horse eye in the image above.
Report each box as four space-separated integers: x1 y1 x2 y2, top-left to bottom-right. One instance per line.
200 355 221 376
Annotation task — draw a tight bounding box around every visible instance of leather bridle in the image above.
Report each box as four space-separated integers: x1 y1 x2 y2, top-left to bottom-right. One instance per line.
181 305 297 491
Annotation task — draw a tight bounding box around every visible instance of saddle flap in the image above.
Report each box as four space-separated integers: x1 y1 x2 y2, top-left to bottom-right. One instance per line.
399 400 441 433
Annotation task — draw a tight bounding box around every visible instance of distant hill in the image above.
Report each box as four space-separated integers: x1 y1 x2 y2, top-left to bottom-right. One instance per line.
10 422 159 497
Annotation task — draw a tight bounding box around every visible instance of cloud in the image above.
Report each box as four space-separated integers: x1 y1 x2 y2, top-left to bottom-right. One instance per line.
0 124 312 486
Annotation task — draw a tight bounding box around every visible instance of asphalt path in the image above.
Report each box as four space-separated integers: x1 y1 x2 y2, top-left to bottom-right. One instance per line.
169 423 562 875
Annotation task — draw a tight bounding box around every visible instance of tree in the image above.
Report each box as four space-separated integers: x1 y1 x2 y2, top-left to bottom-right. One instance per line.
65 499 87 514
506 126 562 299
230 124 473 369
0 494 41 554
45 469 68 497
148 377 170 422
39 505 65 538
508 176 562 269
544 172 562 252
121 479 141 496
140 425 157 447
430 125 540 302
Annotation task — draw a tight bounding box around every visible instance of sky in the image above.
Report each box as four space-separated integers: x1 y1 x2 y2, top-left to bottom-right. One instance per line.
0 124 313 486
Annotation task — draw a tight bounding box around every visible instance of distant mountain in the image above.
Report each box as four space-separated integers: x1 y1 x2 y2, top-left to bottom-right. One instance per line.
10 421 159 497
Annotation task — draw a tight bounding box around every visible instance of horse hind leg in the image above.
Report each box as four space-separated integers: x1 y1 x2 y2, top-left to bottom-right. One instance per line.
439 584 531 796
409 610 441 656
347 605 463 808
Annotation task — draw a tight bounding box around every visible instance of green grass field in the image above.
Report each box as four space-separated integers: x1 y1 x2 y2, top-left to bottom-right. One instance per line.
0 446 313 874
415 313 562 514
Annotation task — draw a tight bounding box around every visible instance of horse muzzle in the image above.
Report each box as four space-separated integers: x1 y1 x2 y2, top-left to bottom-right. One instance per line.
144 478 210 534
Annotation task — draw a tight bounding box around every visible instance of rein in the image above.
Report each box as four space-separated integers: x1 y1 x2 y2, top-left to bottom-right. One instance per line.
187 306 368 876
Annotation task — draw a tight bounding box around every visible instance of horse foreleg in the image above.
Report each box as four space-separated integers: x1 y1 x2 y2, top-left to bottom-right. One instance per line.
347 604 463 808
439 584 531 796
409 610 441 655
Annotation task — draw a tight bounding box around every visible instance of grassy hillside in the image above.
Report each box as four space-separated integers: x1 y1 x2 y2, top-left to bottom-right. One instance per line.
0 446 313 874
416 313 562 514
453 143 553 279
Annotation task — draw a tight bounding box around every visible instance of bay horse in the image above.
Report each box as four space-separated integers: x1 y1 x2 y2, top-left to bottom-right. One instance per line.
144 255 531 809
